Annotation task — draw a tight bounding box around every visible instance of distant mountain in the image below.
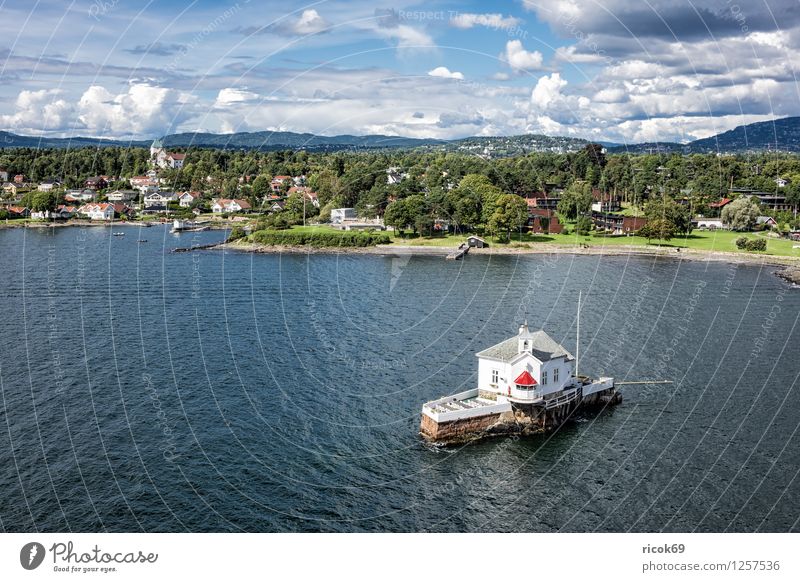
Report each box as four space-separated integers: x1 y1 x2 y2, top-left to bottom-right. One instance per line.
0 131 147 149
685 116 800 152
607 116 800 154
2 116 800 153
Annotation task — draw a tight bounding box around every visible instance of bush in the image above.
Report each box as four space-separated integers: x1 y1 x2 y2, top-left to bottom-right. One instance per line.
250 229 392 247
227 226 246 242
735 236 766 252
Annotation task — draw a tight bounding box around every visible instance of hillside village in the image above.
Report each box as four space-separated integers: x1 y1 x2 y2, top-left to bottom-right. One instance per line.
1 141 799 247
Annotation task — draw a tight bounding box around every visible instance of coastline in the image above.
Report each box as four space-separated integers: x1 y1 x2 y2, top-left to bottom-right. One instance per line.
215 239 800 284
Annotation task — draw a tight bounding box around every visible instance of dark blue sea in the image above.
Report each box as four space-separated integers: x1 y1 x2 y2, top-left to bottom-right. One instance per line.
1 224 798 532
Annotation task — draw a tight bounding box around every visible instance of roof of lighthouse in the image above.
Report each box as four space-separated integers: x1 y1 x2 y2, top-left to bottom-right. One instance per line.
476 327 573 363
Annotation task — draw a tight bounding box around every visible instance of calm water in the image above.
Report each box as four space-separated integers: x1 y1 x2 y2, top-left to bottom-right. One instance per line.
0 225 798 532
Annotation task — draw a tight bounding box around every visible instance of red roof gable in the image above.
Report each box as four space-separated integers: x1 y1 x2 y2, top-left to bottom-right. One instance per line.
514 370 537 386
710 197 732 208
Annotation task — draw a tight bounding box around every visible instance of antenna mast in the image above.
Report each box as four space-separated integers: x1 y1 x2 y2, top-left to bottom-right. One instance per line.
576 290 581 379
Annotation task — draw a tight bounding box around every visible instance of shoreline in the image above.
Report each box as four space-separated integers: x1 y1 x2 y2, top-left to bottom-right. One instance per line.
217 239 800 284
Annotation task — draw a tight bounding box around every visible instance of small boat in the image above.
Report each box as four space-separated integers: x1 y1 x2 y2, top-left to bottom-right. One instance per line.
137 239 148 243
112 232 125 236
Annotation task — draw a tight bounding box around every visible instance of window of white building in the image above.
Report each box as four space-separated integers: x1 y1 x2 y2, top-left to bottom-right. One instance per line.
553 368 559 383
542 371 548 385
491 369 499 385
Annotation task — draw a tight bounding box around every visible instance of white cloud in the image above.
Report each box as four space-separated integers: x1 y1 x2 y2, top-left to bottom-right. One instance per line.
76 83 196 137
376 24 435 51
427 66 464 80
531 73 567 110
491 72 511 81
450 13 521 30
291 9 328 35
502 40 544 71
0 89 75 133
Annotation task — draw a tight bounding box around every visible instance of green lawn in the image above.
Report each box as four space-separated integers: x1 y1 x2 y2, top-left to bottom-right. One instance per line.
283 225 800 259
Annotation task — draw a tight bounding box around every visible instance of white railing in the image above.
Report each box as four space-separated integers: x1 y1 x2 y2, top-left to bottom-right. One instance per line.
422 389 511 423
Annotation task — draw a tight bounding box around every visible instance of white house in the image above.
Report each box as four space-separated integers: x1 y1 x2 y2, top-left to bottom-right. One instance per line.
178 191 200 207
693 217 724 229
78 202 116 220
211 198 252 213
143 191 177 207
37 181 59 192
106 189 137 202
476 323 577 403
331 207 356 224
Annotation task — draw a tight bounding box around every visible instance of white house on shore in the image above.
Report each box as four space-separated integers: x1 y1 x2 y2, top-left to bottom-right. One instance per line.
212 198 252 213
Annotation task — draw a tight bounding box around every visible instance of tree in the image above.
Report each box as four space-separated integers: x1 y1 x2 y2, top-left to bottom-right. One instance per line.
721 196 760 231
639 218 676 243
557 181 592 220
575 215 593 235
488 194 528 240
644 195 692 235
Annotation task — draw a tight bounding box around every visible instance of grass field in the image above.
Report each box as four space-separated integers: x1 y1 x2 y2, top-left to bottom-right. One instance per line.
269 225 800 258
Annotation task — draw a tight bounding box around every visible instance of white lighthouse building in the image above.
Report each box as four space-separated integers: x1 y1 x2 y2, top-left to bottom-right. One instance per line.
476 322 577 403
420 323 617 443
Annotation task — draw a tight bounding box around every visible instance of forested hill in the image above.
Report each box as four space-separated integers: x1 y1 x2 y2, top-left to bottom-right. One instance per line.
2 116 800 153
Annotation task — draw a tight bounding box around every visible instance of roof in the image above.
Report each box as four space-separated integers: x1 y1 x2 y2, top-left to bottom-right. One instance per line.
710 198 732 208
476 328 573 363
151 139 163 148
168 153 186 160
514 371 537 386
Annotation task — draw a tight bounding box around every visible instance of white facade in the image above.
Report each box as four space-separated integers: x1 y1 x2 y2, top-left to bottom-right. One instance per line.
476 323 577 403
106 190 137 202
331 207 356 224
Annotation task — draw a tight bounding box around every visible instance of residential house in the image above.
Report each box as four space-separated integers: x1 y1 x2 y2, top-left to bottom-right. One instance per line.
775 177 789 188
84 176 108 190
591 211 647 235
591 188 621 212
0 169 8 182
467 235 488 248
756 216 778 229
13 174 25 183
386 167 408 185
64 190 96 203
524 191 560 211
528 208 563 234
37 180 60 192
270 176 292 194
178 191 200 207
31 205 77 220
143 191 177 212
267 200 286 213
77 202 116 220
5 205 30 218
106 189 138 202
211 198 252 213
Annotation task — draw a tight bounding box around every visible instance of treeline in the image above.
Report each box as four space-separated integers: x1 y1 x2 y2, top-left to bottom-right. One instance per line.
3 144 800 215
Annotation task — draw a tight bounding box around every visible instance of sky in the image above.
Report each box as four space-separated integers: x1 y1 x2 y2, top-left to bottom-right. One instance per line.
0 0 798 144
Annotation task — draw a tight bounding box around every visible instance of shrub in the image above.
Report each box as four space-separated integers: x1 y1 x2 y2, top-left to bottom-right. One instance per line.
227 226 246 242
735 236 766 252
250 229 392 247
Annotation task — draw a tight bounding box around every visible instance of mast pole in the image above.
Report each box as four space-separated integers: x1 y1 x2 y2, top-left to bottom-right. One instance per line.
576 290 581 379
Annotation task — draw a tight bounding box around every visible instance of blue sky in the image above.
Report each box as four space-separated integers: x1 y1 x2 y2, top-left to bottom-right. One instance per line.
1 0 798 143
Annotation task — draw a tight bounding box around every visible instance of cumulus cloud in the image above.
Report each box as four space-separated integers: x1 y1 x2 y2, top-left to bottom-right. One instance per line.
376 24 435 51
531 73 567 110
450 13 521 30
76 83 197 136
501 40 544 71
427 66 464 80
0 89 75 133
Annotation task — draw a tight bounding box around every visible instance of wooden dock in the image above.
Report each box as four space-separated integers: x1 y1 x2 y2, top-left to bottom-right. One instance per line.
446 243 470 260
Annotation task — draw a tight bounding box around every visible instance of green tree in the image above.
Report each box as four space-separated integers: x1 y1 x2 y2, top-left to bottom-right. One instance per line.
639 218 676 243
721 196 760 231
644 195 692 235
557 181 592 220
488 194 528 241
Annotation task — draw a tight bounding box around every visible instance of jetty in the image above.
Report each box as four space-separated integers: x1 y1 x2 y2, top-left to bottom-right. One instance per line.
420 322 620 444
446 243 469 260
